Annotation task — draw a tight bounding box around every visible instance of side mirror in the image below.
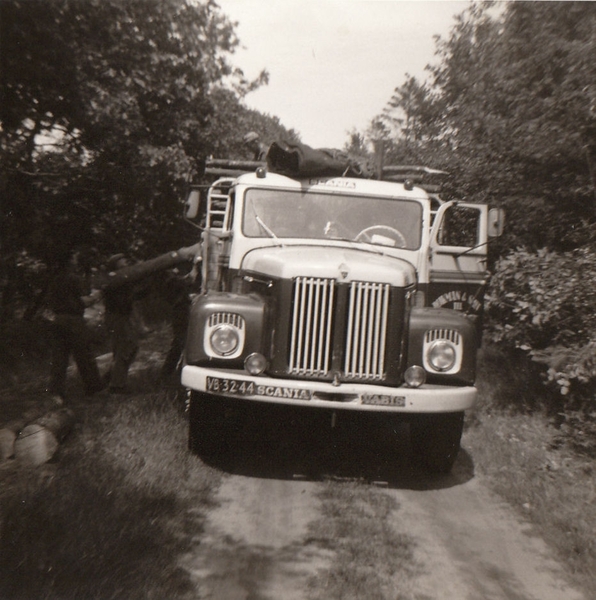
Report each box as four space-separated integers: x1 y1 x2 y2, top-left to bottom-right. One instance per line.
488 208 505 238
185 189 201 220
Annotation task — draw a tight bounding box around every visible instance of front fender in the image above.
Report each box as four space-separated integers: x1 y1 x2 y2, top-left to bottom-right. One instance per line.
407 307 477 385
185 292 266 368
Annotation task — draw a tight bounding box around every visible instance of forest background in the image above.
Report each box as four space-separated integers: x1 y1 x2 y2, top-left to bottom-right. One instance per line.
1 0 595 449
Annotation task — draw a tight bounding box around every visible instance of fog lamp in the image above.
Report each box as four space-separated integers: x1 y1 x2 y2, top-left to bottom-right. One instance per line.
245 352 267 375
404 365 426 388
210 325 240 356
427 341 456 372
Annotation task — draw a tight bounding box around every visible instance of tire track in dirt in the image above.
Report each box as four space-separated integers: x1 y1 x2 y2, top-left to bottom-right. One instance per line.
178 417 588 600
179 475 331 600
388 475 586 600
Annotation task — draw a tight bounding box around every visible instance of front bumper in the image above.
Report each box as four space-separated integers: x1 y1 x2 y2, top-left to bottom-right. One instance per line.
181 365 476 413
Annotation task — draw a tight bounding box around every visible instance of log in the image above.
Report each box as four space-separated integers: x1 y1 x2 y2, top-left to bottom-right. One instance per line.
206 158 264 170
0 427 18 461
205 167 260 178
0 402 59 461
14 408 75 467
0 419 27 461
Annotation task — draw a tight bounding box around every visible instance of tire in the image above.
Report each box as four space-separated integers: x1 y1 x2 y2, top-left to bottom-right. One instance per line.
410 411 464 474
188 392 228 457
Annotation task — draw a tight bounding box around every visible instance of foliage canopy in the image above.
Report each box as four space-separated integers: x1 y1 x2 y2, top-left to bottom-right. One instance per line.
372 1 596 252
0 0 292 319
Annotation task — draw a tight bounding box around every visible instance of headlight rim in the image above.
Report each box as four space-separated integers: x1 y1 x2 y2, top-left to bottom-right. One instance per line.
245 352 268 375
209 323 241 357
426 339 457 372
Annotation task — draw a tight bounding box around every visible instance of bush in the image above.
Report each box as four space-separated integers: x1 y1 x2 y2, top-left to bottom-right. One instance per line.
485 246 596 450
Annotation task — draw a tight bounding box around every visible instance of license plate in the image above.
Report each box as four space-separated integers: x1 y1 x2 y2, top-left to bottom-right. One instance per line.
206 377 312 401
362 393 406 407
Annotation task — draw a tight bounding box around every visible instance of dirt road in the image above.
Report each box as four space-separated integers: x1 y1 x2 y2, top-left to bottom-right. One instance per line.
179 414 586 600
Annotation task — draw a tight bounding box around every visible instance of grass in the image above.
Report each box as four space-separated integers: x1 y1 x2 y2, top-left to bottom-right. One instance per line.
0 390 221 600
465 344 596 598
1 323 595 599
306 479 416 600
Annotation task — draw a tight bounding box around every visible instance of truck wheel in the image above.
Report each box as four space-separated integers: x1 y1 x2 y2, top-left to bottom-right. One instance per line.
188 392 226 457
410 412 464 474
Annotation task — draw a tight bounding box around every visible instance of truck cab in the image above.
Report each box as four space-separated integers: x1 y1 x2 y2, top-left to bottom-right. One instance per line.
182 164 503 473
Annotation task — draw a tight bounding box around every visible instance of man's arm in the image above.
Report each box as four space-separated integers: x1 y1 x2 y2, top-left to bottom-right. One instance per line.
104 244 201 289
82 288 103 307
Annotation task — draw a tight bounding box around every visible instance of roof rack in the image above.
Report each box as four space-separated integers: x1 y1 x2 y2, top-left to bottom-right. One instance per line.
204 159 448 193
380 165 448 193
204 158 265 178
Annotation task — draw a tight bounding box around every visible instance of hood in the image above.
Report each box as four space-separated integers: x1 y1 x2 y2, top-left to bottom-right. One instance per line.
241 245 416 287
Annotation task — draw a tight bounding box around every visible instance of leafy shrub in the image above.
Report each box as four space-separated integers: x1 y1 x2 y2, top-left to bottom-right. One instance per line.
486 246 596 418
558 410 596 458
475 344 546 414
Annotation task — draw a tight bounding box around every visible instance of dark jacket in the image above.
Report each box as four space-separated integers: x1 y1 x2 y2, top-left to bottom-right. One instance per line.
47 270 86 317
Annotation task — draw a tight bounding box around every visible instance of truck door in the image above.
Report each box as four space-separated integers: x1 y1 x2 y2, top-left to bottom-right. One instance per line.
427 202 490 330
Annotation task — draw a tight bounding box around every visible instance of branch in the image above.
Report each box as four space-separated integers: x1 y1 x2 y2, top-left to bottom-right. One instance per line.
9 168 64 178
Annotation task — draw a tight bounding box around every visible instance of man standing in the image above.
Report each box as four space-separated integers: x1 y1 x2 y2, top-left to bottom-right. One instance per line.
46 248 104 401
103 244 200 393
157 268 193 381
243 131 269 161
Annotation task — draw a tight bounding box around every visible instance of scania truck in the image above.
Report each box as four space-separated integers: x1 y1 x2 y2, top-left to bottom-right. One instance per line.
181 156 503 472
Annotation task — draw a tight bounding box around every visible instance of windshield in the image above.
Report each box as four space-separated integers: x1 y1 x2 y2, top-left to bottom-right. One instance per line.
242 188 423 250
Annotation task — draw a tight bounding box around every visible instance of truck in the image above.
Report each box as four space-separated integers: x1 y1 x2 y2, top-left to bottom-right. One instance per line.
181 151 504 473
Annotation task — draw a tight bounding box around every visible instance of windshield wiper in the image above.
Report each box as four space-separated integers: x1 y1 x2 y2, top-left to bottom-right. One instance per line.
255 215 280 241
250 202 283 246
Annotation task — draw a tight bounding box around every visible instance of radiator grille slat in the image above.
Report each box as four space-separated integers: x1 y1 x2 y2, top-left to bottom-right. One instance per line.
345 282 389 380
289 277 335 375
288 278 389 381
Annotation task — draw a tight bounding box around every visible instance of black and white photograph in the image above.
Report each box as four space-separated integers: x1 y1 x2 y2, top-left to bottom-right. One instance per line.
1 1 595 598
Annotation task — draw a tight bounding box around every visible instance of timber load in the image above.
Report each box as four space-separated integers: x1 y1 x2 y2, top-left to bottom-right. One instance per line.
204 139 448 193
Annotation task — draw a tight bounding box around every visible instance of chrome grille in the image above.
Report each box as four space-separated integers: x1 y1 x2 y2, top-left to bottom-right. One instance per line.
344 282 390 380
289 277 335 375
288 278 390 381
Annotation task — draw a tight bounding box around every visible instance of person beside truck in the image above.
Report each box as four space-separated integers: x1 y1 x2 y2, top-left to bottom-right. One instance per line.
102 244 201 393
45 247 104 401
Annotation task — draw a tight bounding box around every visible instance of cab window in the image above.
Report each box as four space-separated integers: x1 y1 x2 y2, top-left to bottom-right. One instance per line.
438 205 481 247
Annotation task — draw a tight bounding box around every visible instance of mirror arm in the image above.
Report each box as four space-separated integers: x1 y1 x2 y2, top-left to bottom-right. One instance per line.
183 217 204 231
454 240 490 258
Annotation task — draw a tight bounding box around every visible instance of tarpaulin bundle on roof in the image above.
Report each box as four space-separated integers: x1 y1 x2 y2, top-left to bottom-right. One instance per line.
266 139 375 179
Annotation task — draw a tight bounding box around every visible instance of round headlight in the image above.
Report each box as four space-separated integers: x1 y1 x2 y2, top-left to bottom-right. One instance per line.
210 325 240 356
427 340 456 372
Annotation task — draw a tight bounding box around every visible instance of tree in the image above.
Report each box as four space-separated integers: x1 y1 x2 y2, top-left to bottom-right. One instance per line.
369 2 596 250
0 0 291 320
374 75 447 168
